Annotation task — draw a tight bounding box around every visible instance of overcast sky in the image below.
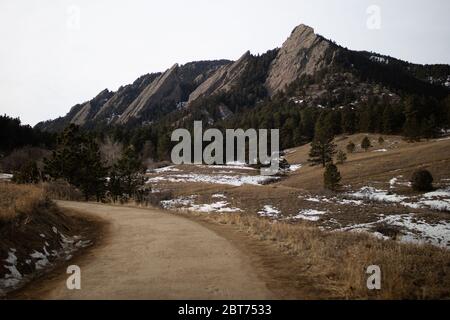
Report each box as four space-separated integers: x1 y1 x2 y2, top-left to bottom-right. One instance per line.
1 0 449 126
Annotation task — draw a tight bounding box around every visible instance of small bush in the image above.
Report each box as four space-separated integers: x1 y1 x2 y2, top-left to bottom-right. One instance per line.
410 170 434 192
361 136 372 151
41 180 83 201
336 150 347 164
346 141 356 154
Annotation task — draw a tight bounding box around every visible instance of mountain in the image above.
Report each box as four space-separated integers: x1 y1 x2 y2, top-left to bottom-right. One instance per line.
265 24 336 96
36 60 230 131
36 23 450 136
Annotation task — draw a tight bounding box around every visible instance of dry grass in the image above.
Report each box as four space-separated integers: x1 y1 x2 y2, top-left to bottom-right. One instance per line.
41 180 83 201
0 183 46 223
192 213 450 299
284 134 450 192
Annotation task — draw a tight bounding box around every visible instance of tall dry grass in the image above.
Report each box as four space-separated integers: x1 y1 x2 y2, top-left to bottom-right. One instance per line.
197 213 450 299
0 183 46 222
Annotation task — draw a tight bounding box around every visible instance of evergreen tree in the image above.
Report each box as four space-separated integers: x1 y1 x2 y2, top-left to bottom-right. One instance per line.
403 97 422 141
44 124 108 201
346 141 356 154
324 163 341 191
382 106 396 134
110 146 145 201
378 136 385 145
361 136 372 151
308 122 337 167
421 115 439 139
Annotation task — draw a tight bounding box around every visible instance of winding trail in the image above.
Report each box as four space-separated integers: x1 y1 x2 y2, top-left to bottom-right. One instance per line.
20 201 273 300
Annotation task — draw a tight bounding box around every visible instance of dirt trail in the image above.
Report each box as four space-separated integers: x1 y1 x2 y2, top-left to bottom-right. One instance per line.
19 201 274 300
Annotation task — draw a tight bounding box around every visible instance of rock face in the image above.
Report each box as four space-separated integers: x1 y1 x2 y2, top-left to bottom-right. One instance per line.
187 51 251 105
93 73 161 123
36 60 229 131
265 24 335 96
117 64 182 124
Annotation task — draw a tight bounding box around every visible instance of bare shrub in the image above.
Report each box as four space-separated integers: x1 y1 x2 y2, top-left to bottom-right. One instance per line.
0 182 46 223
41 180 83 201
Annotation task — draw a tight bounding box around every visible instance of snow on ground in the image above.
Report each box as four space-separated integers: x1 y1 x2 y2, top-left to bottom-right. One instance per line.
196 164 257 171
340 214 450 248
373 149 388 152
0 230 91 296
348 187 407 203
0 173 13 181
151 166 181 173
289 164 302 172
389 176 411 189
0 249 22 292
191 201 242 213
258 205 281 218
291 209 327 222
348 186 450 212
147 173 279 187
161 195 242 213
336 199 364 206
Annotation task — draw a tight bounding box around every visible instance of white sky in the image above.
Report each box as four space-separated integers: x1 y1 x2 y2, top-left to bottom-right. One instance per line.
1 0 449 126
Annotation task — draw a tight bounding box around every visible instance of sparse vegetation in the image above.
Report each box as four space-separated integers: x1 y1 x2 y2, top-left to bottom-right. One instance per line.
0 183 46 223
195 213 450 299
336 150 347 164
411 169 434 192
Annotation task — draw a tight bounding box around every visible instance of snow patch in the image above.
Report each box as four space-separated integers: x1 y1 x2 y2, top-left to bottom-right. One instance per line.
348 187 407 203
147 173 279 187
292 209 326 222
258 205 281 218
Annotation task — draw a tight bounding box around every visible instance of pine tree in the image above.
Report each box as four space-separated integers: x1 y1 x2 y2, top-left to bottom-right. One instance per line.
378 136 385 145
308 123 337 167
421 115 438 140
44 124 108 201
336 150 347 165
403 97 422 142
111 146 145 201
382 106 395 134
361 136 372 152
324 163 341 191
346 141 356 154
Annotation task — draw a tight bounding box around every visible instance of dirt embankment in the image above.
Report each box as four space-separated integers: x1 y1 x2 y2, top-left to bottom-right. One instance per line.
0 183 103 298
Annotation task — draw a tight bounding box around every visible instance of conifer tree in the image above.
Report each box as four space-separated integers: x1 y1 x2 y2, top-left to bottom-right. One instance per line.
44 124 108 201
110 146 145 201
308 121 337 167
346 141 356 154
361 136 372 152
324 163 341 191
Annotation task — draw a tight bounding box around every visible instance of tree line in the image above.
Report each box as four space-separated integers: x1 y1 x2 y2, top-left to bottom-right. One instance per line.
13 124 146 202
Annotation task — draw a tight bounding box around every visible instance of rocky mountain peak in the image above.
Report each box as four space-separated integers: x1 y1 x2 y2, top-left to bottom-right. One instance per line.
265 23 335 96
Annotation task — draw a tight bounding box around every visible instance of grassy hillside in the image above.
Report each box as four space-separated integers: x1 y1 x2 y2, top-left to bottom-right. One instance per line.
284 133 450 192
